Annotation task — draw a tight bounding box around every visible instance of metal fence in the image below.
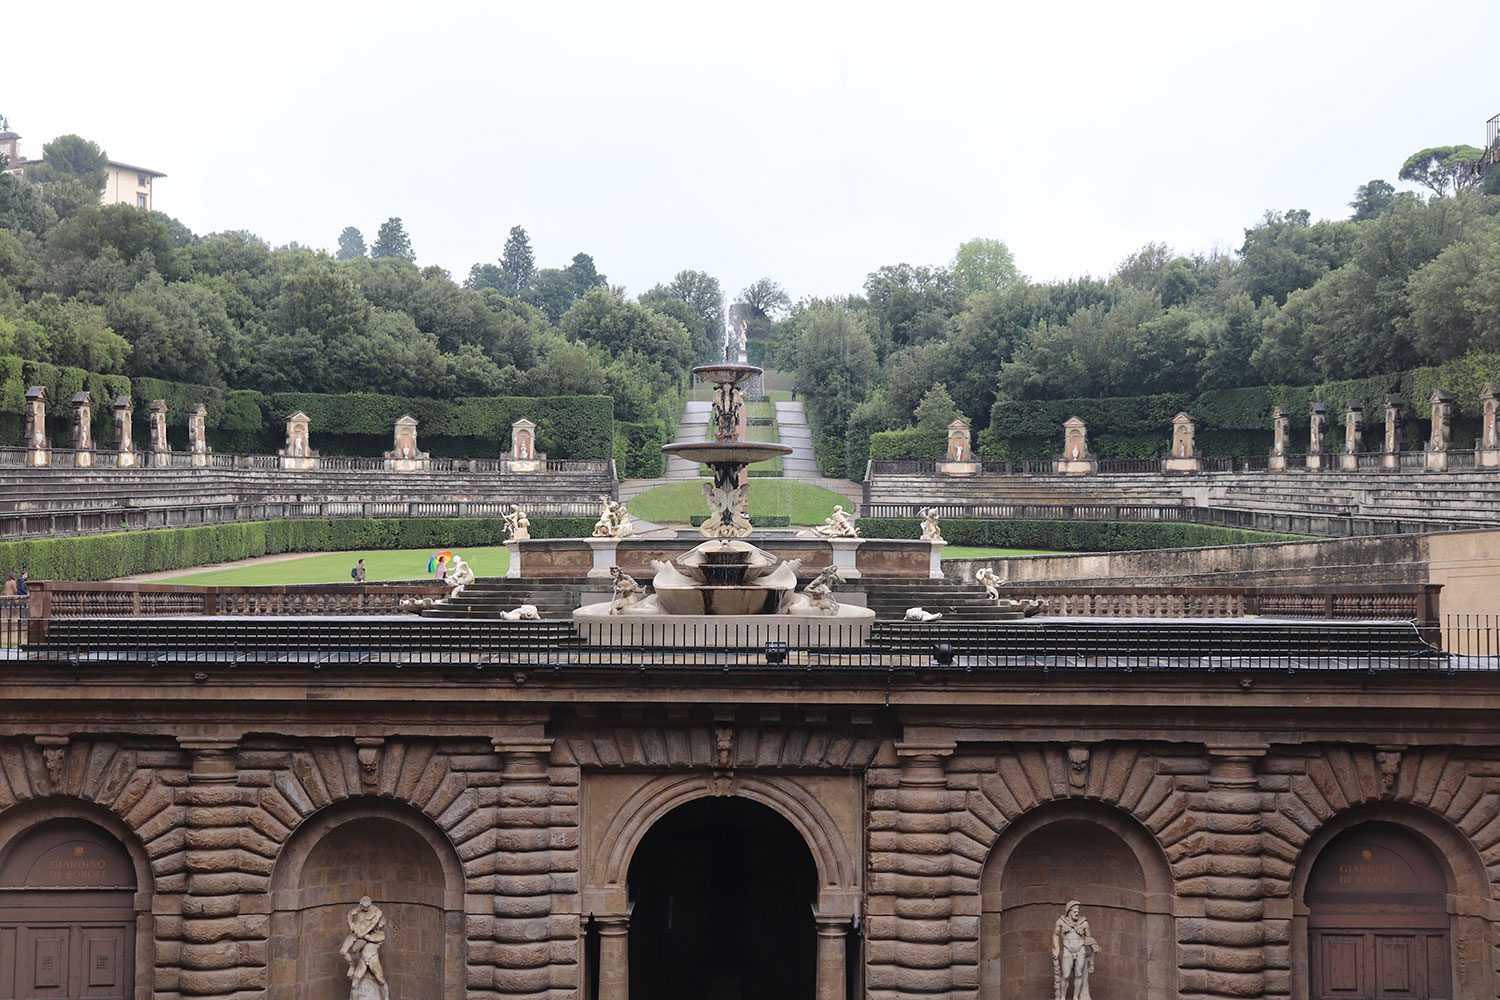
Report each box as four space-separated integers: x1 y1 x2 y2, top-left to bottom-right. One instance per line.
13 615 1491 673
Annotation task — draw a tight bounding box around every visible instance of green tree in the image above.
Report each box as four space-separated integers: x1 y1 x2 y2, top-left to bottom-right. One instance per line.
914 383 959 431
109 275 237 383
1349 179 1396 220
861 264 956 351
49 204 186 281
561 288 693 376
335 226 367 260
1399 145 1484 198
1236 209 1356 306
500 225 535 294
370 217 414 261
642 270 724 363
24 135 109 219
23 293 129 372
790 304 878 475
0 173 56 235
952 238 1020 298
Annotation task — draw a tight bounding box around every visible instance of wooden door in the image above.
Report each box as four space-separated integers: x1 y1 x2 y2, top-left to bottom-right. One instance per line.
1308 823 1451 1000
0 821 137 1000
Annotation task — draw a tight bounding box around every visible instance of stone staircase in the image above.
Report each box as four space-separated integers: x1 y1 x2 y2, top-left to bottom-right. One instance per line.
418 578 594 619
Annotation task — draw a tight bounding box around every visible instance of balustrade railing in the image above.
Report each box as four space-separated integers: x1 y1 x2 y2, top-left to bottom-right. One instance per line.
0 446 613 476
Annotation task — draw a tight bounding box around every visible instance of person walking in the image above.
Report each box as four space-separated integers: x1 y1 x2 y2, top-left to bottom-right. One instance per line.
352 558 367 583
2 575 15 597
435 557 448 584
15 571 26 596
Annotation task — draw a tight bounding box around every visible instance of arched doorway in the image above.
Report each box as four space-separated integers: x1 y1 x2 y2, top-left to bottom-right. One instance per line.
980 804 1176 999
1307 822 1451 1000
627 797 818 1000
268 800 466 1000
0 818 138 999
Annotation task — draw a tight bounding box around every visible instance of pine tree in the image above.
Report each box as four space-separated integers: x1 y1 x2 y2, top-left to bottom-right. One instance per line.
335 226 367 260
500 225 536 294
370 217 415 262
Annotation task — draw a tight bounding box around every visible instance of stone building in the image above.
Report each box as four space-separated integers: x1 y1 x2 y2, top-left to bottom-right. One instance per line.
1 619 1495 1000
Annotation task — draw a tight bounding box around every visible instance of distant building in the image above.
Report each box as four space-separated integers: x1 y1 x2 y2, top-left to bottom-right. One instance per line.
0 129 165 208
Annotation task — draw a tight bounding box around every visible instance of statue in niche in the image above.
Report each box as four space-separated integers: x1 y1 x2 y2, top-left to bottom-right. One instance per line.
1052 900 1098 1000
919 507 943 542
340 896 389 1000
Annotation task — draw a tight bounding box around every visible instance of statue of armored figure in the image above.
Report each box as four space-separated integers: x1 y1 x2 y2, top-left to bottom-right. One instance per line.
340 896 389 1000
1052 901 1099 1000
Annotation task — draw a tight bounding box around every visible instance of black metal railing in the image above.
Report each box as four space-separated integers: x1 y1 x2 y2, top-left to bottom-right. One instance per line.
13 615 1492 673
0 596 26 648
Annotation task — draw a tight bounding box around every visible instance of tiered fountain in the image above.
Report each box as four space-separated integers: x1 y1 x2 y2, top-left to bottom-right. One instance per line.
573 363 876 639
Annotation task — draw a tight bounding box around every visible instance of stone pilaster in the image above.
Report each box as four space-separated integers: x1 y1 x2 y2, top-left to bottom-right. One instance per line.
177 738 263 999
1178 745 1267 1000
489 737 579 999
867 741 961 999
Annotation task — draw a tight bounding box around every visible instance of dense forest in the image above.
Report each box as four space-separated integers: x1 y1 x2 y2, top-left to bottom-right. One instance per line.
3 130 1500 477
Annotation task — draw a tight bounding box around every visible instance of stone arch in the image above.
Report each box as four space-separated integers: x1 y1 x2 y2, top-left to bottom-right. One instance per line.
1288 801 1497 1000
592 773 857 912
0 797 156 1000
268 798 465 1000
979 800 1177 1000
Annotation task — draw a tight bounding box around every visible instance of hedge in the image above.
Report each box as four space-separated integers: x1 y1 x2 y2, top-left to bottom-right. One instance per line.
614 419 668 479
0 517 597 581
977 352 1500 460
868 429 949 461
858 517 1306 552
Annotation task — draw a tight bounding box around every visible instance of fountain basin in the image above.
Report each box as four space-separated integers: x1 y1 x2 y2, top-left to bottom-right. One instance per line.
692 363 765 387
661 441 792 466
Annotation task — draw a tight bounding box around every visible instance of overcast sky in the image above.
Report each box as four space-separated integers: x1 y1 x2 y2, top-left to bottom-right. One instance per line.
7 1 1498 303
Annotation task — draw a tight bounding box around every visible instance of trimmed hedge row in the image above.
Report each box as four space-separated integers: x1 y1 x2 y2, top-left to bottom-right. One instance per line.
858 517 1306 552
0 517 596 582
614 418 668 479
868 428 949 461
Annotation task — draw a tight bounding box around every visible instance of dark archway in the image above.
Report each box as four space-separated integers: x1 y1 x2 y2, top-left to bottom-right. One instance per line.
627 797 818 1000
1306 822 1451 1000
0 818 138 999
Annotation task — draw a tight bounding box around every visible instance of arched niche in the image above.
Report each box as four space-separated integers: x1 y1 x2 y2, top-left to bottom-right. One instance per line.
0 799 154 1000
268 799 465 1000
1291 806 1497 1000
979 801 1176 1000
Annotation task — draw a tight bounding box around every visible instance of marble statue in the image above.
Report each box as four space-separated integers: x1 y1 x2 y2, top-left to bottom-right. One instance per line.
919 507 943 542
808 504 859 539
701 479 753 538
501 604 541 620
608 567 654 614
998 597 1044 617
446 556 475 598
711 380 745 441
1052 901 1098 1000
503 505 531 541
592 498 635 539
340 896 388 1000
975 567 1001 601
904 607 943 622
782 565 842 616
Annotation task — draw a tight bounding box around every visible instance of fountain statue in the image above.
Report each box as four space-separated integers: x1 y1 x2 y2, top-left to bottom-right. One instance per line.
574 362 875 635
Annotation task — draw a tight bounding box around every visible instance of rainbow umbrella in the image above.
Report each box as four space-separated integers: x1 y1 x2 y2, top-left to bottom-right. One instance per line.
427 550 453 573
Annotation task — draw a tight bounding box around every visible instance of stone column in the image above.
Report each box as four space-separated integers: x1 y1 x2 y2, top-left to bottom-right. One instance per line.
70 391 94 467
1480 385 1500 468
1268 407 1289 471
814 915 848 1000
1339 403 1363 471
1424 390 1453 471
1305 403 1326 470
149 399 171 466
596 915 631 1000
1381 394 1404 470
867 741 959 996
114 396 137 467
177 737 260 998
22 386 49 467
1180 746 1268 1000
188 404 210 467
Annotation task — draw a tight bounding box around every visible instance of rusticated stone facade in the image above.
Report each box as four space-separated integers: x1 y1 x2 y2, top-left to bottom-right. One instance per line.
1 666 1498 1000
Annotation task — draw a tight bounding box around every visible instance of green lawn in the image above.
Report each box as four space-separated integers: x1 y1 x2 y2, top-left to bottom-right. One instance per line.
940 546 1061 559
628 479 849 525
159 546 510 586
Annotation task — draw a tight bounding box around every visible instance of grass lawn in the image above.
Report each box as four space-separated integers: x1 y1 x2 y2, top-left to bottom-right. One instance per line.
628 479 849 525
159 546 510 586
940 546 1062 559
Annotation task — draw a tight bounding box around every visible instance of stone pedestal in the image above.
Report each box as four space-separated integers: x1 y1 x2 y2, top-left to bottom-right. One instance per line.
1268 406 1289 472
936 460 979 476
927 540 946 580
587 538 618 579
1053 457 1096 475
828 537 863 580
1424 449 1448 472
1338 452 1359 471
187 404 210 468
1161 455 1200 474
149 399 170 467
501 459 543 473
113 396 136 467
70 392 93 468
1305 452 1327 471
505 540 522 580
1268 454 1287 471
23 386 49 468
